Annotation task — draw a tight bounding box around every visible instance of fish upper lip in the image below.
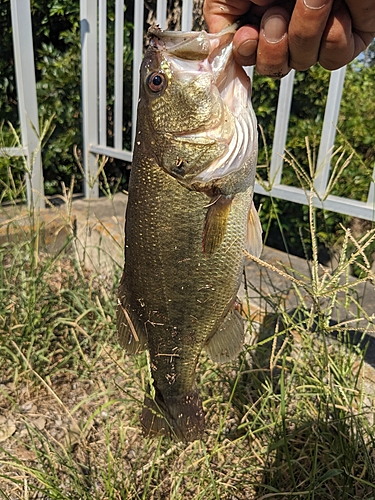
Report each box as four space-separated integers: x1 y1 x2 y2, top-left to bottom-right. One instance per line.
148 27 211 60
148 25 238 66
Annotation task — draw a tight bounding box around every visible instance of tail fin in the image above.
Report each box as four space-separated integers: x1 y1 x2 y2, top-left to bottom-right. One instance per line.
140 388 205 442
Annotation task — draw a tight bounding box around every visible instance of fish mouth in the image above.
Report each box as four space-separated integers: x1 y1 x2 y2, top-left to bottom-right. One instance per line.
148 25 256 184
148 25 212 60
148 23 257 185
147 25 239 85
148 24 239 58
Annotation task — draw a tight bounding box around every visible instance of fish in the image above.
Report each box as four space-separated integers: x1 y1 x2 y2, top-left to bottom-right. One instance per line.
117 24 262 442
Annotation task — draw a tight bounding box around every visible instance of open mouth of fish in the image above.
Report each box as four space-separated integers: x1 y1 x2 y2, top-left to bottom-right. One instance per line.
147 24 258 186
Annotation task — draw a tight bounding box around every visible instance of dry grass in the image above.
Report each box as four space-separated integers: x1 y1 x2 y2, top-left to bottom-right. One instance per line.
0 214 375 499
0 142 375 498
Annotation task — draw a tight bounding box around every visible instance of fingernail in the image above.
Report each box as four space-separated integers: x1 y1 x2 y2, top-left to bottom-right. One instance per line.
263 15 287 44
303 0 326 9
237 39 257 58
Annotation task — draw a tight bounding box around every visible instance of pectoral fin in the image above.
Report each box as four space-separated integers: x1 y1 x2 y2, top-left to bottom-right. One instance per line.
116 295 147 354
205 302 245 363
246 201 263 258
202 195 232 256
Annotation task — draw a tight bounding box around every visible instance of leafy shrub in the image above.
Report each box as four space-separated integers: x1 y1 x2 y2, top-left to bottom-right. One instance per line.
0 0 133 196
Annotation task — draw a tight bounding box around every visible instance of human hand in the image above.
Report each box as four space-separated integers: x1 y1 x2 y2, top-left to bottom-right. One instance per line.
203 0 375 77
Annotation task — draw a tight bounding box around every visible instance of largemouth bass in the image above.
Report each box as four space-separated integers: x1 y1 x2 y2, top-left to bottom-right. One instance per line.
117 25 262 442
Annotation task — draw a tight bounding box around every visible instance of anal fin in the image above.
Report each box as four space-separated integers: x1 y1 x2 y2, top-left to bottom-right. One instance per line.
202 195 232 256
205 301 245 363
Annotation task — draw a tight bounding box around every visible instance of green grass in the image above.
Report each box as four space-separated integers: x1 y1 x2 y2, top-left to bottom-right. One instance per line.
0 152 375 499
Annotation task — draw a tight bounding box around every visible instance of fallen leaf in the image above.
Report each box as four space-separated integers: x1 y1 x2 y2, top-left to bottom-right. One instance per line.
31 416 46 431
0 415 16 442
14 445 37 461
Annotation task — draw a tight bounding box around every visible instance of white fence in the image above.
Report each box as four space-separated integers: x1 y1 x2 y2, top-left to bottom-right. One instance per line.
4 0 44 209
80 0 375 221
7 1 375 221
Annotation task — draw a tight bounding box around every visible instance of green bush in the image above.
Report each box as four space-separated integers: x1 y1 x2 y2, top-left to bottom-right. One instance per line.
0 0 133 196
252 57 375 264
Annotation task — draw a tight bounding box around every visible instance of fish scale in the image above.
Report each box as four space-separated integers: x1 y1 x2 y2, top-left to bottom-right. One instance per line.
124 154 249 373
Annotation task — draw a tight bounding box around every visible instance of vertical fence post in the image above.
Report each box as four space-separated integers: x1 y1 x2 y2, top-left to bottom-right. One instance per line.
132 0 144 148
156 0 168 29
181 0 193 30
81 0 99 199
10 0 44 210
314 66 346 199
366 163 375 210
269 70 295 187
245 66 254 81
114 0 125 151
98 0 107 146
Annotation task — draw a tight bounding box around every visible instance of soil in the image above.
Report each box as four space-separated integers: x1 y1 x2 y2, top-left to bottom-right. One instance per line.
0 345 146 498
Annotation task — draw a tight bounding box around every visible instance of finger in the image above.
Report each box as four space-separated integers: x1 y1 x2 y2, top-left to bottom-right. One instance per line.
203 0 274 33
288 0 334 71
345 0 375 57
344 0 375 34
256 7 290 77
319 2 374 70
233 25 259 67
232 2 279 66
203 0 253 33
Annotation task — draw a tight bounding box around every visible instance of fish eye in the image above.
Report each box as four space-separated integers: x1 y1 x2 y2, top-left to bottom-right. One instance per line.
147 71 166 93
